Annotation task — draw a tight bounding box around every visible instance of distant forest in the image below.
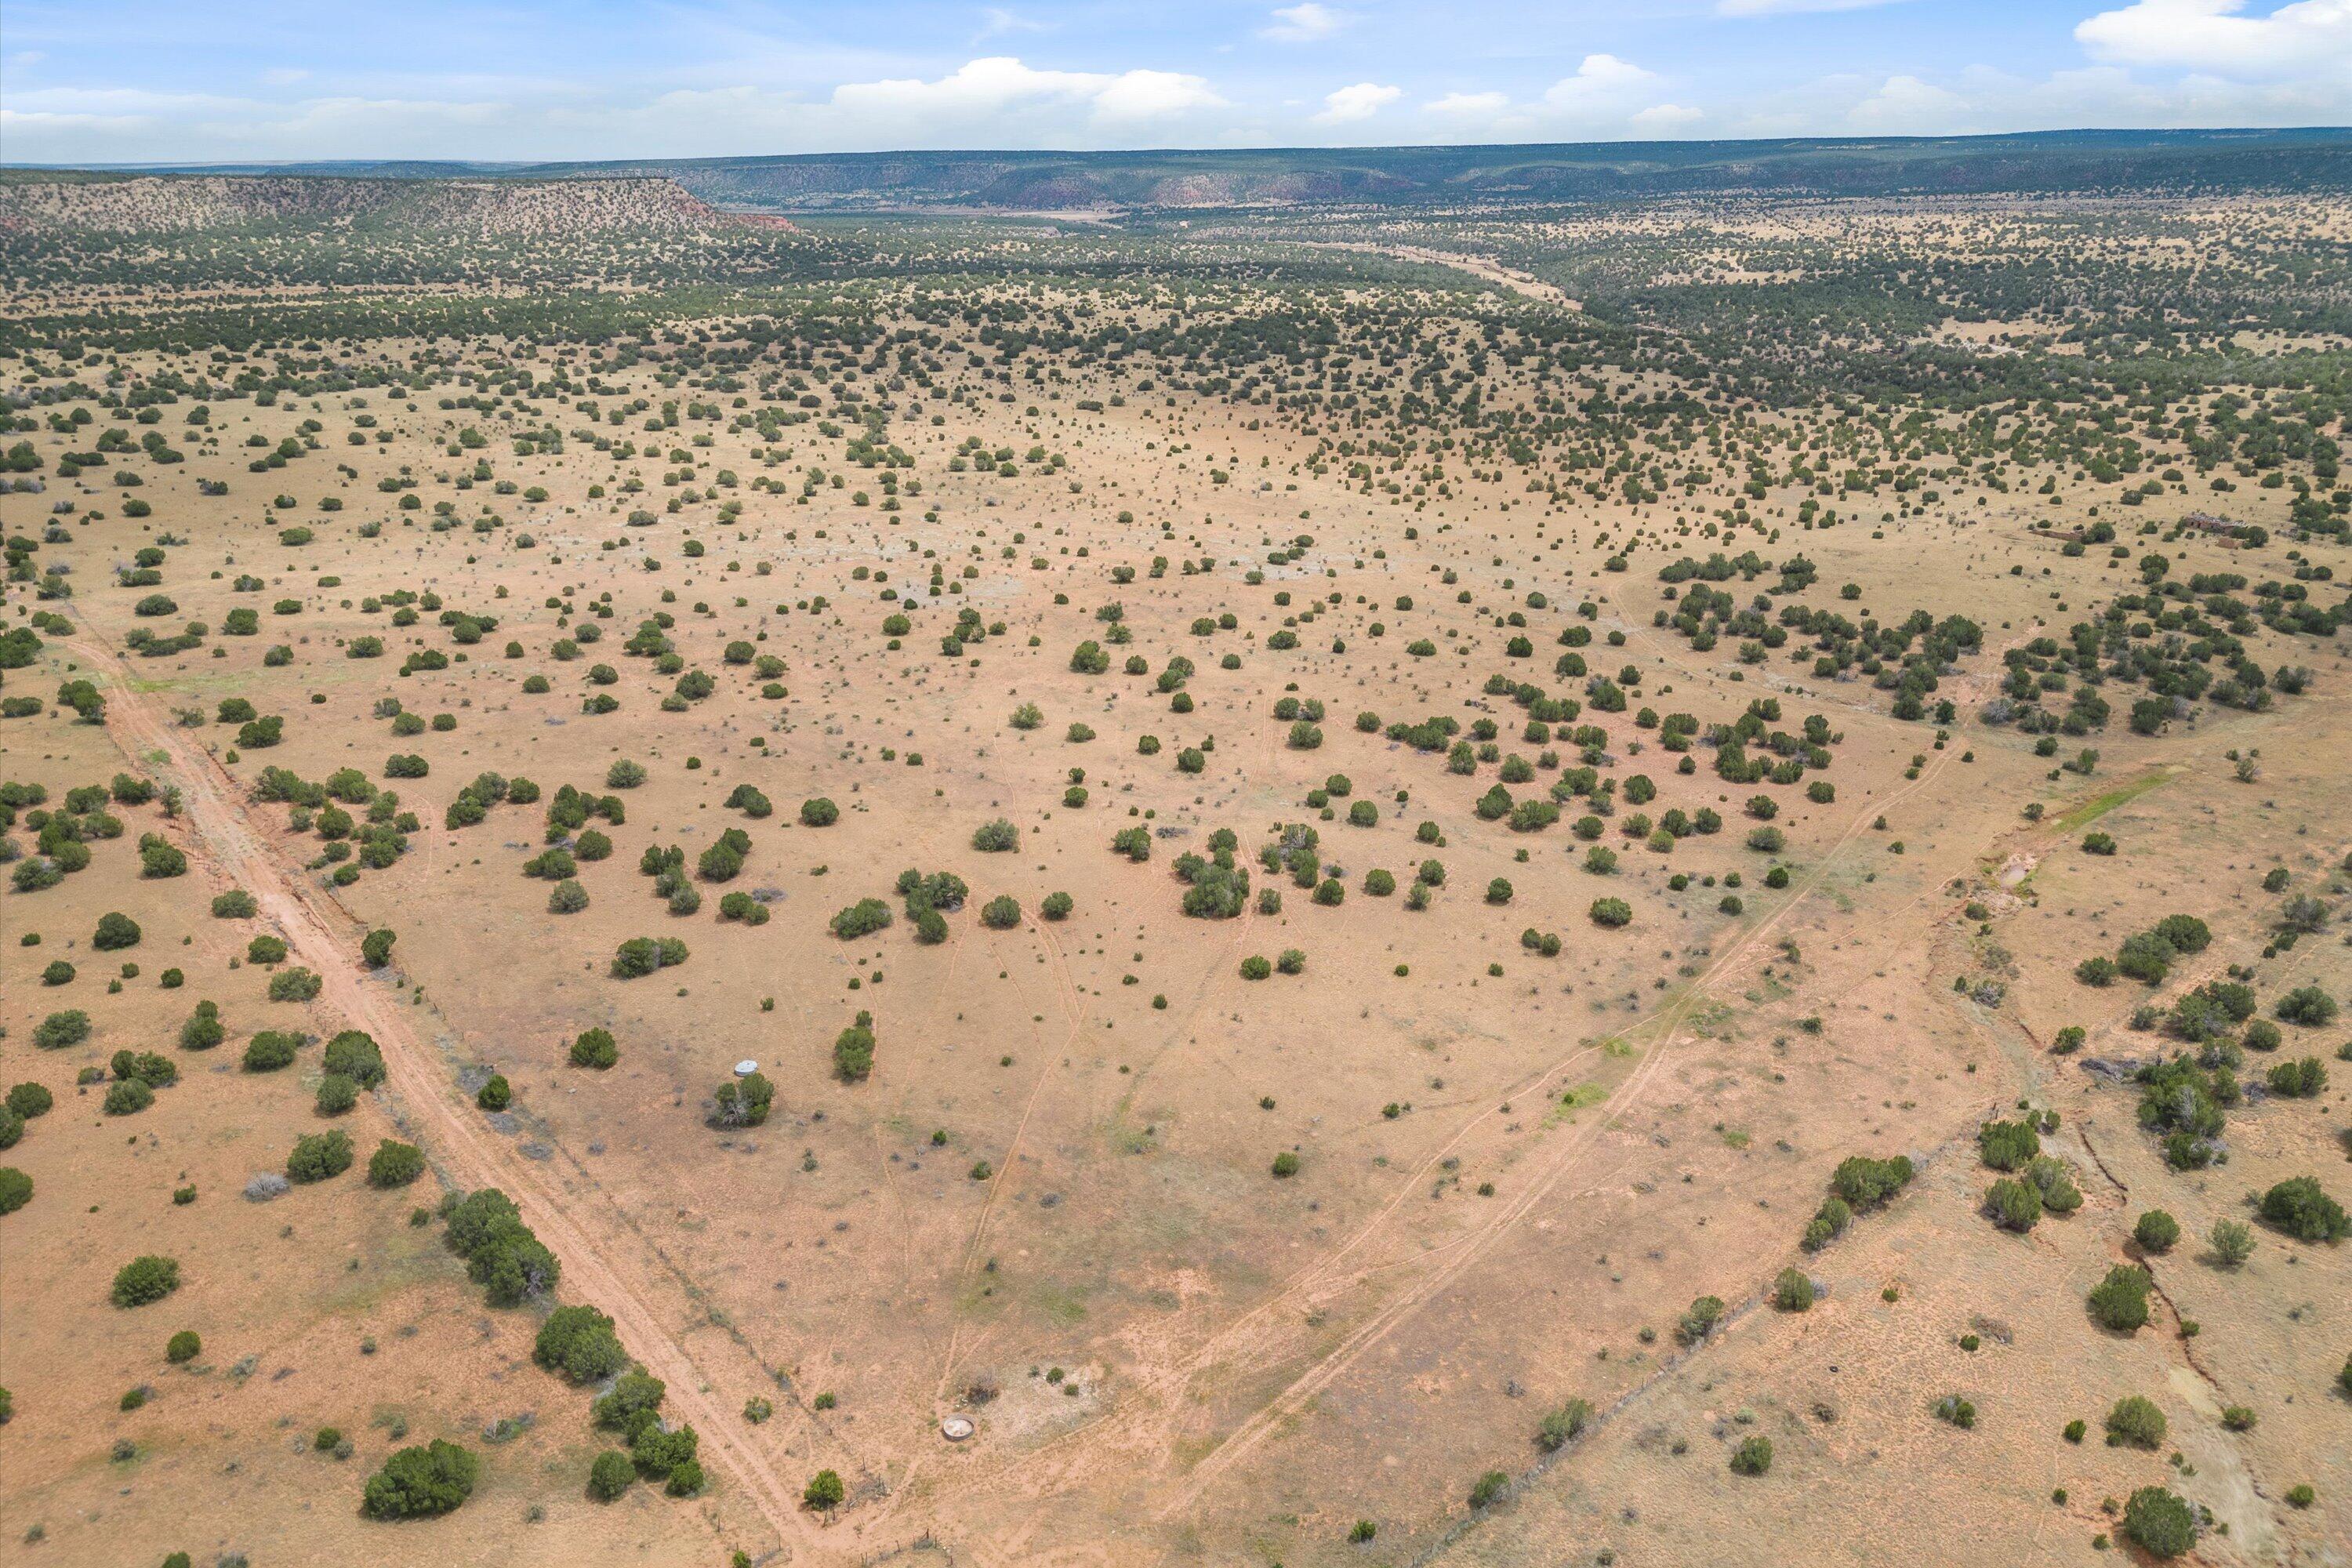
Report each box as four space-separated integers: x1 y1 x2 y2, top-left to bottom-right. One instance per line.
13 127 2350 212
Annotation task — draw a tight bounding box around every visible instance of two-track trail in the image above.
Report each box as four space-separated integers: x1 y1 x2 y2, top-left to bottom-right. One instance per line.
64 635 820 1557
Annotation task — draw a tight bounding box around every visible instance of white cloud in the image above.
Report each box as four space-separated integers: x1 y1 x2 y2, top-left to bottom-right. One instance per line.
1846 73 1971 130
1718 0 1914 14
974 7 1051 44
1409 56 1691 141
2076 0 2352 77
1427 90 1511 116
829 56 1222 131
1631 102 1705 130
1093 69 1228 122
1541 53 1661 113
1315 81 1401 123
1261 3 1351 42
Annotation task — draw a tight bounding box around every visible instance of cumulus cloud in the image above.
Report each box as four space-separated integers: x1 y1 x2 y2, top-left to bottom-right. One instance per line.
1541 53 1661 113
1631 102 1705 130
1427 89 1511 117
829 56 1222 132
2075 0 2352 77
1410 56 1693 141
1846 73 1970 131
1091 69 1229 122
1261 3 1352 42
1315 81 1402 122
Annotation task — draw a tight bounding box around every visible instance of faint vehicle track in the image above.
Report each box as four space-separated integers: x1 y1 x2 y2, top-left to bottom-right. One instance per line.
64 634 818 1555
1149 696 1978 1522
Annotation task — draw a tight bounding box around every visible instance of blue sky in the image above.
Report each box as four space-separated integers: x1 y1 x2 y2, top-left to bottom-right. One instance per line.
1 0 2345 164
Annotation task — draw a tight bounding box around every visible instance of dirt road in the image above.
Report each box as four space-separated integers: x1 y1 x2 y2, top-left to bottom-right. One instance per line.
1282 240 1578 307
65 635 821 1558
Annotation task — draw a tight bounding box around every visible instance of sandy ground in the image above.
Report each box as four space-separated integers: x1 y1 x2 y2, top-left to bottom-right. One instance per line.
3 259 2347 1568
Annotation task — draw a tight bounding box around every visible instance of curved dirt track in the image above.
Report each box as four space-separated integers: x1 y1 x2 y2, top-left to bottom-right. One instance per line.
65 635 819 1558
1279 240 1577 307
1148 715 1976 1523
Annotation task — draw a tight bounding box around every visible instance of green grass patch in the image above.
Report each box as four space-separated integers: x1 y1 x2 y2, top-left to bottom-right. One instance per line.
2054 768 2176 834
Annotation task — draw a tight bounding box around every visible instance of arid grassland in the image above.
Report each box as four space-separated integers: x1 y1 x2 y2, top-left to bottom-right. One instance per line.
2 165 2347 1568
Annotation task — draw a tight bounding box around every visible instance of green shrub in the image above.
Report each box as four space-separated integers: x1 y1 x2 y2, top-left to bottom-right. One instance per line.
111 1254 180 1307
93 912 142 950
535 1305 628 1385
2258 1175 2348 1242
362 1439 478 1519
0 1167 31 1215
266 967 321 1002
593 1370 665 1432
1729 1435 1773 1475
2104 1394 2167 1449
1976 1119 2040 1171
588 1449 634 1501
2122 1486 2197 1558
1829 1154 1915 1210
2276 985 2338 1026
1675 1294 1726 1345
34 1010 91 1049
2087 1264 2152 1332
242 1031 300 1072
713 1073 774 1128
1772 1267 1815 1311
833 1022 876 1082
571 1028 618 1069
165 1330 201 1363
2133 1210 2180 1254
176 1006 222 1053
829 900 892 940
804 1468 845 1508
287 1130 354 1183
1536 1397 1592 1451
368 1139 426 1188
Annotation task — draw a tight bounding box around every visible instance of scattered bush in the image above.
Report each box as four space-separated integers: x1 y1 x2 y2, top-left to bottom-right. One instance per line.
362 1439 478 1519
2258 1175 2348 1242
111 1254 181 1307
2122 1486 2198 1558
2133 1210 2180 1254
571 1028 619 1069
2104 1394 2167 1449
287 1130 354 1183
368 1139 426 1188
2087 1264 2152 1332
535 1305 628 1385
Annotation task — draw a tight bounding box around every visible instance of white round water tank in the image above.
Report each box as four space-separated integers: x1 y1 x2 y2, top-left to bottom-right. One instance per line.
734 1060 759 1077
